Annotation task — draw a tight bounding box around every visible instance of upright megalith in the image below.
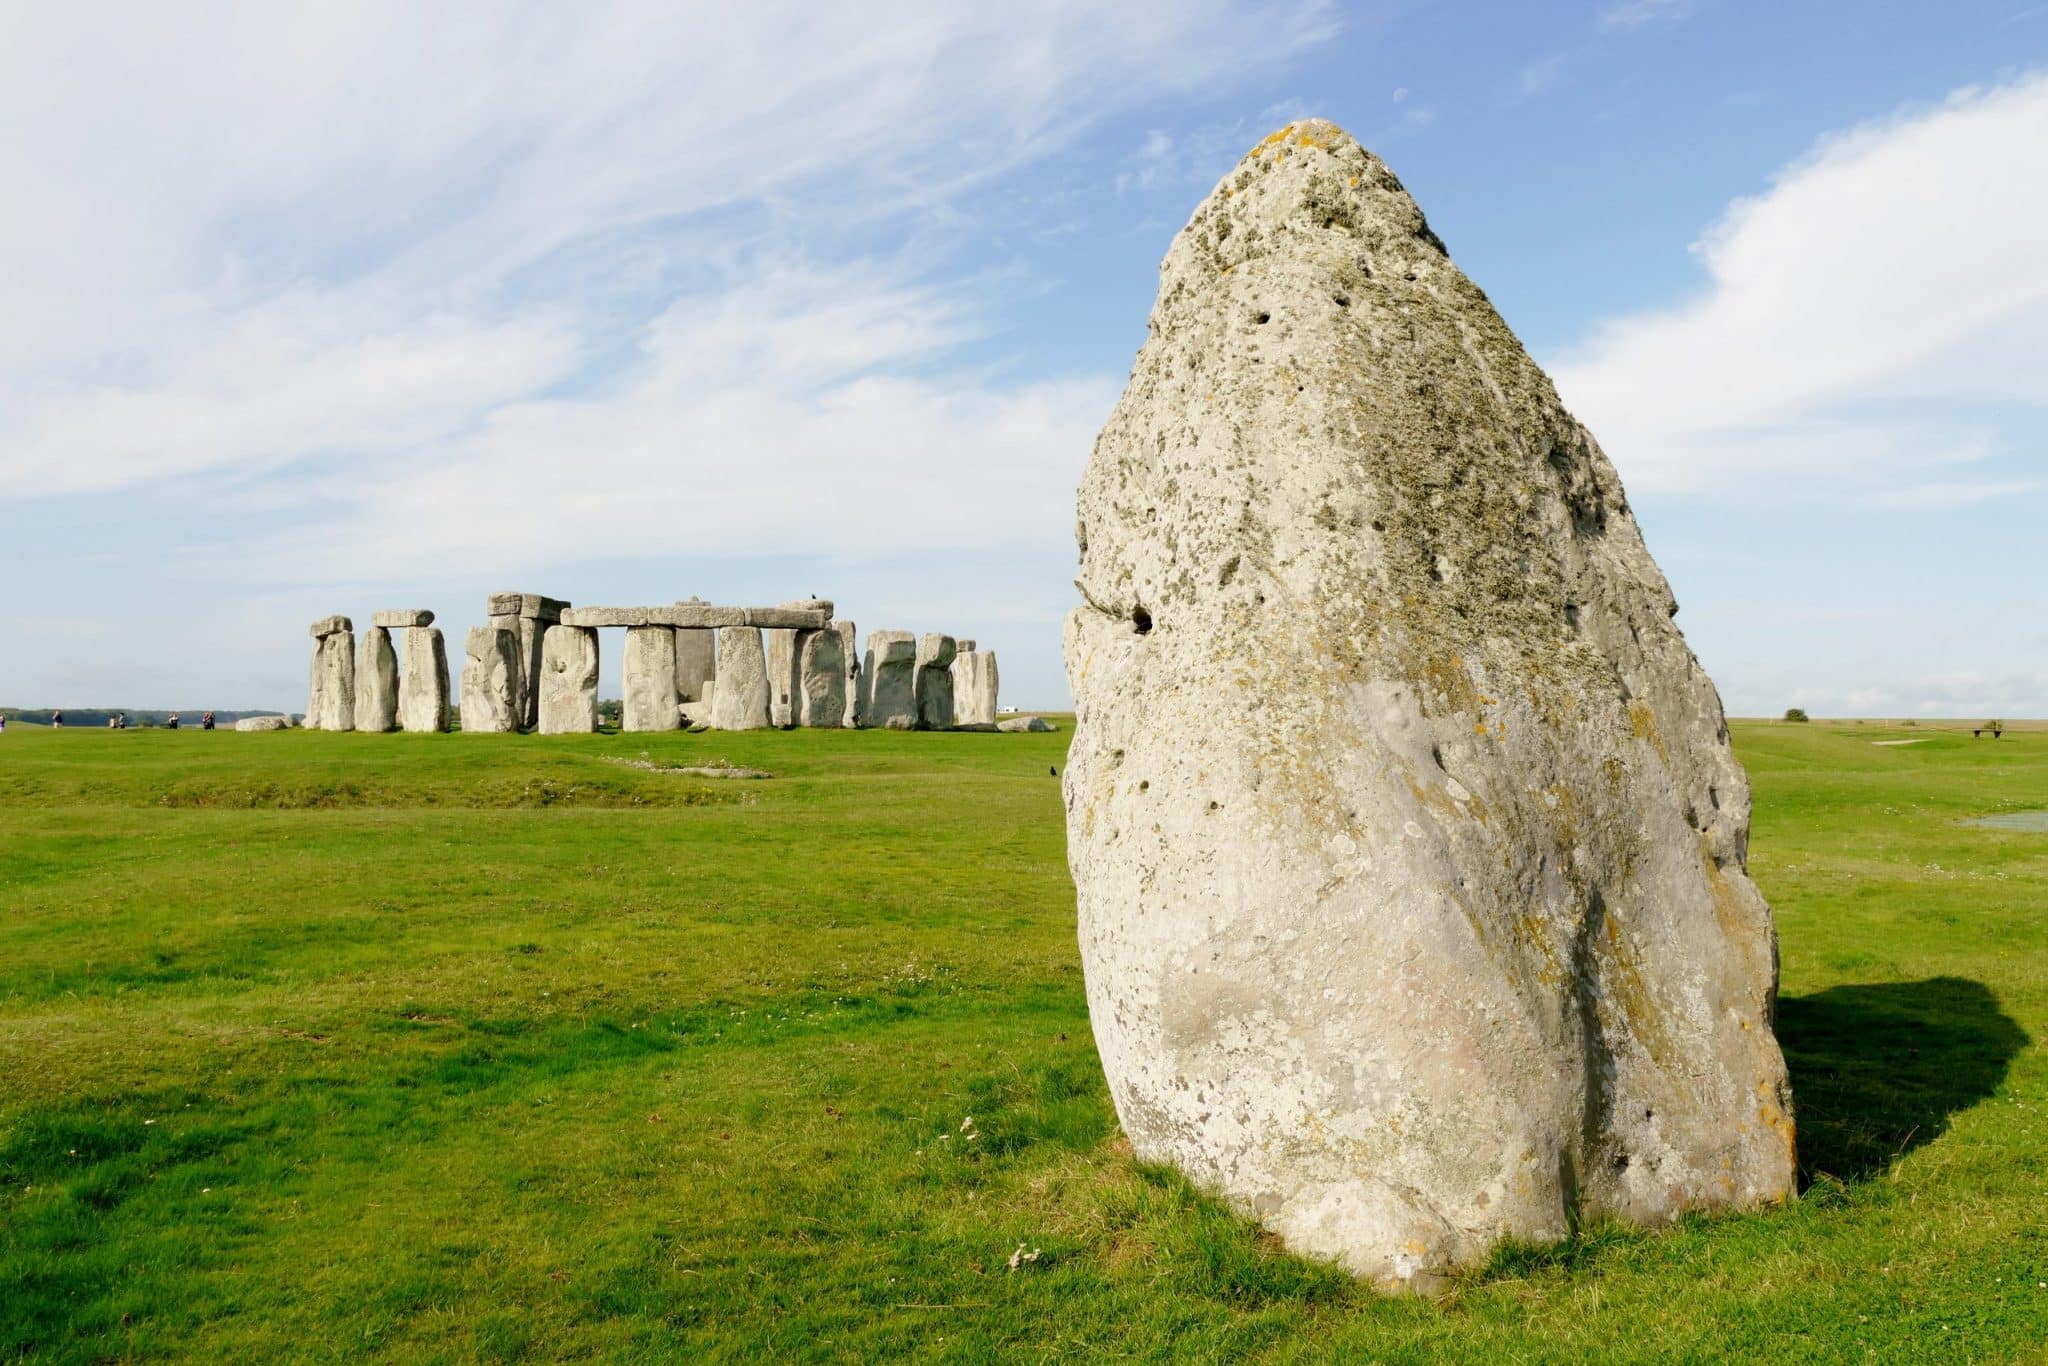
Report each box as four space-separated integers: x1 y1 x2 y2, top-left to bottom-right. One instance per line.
765 599 831 727
862 631 918 729
355 628 399 732
398 627 450 733
797 626 846 727
459 625 521 734
486 593 568 728
833 620 861 727
1063 119 1794 1293
306 616 356 731
953 647 1000 726
675 598 716 710
623 625 681 732
710 627 771 730
913 634 957 730
538 625 599 734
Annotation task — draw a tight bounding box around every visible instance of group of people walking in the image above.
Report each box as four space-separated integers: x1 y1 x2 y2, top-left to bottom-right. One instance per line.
20 710 218 731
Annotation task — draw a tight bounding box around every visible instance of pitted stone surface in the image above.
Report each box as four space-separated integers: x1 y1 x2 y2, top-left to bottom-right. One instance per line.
797 628 846 727
710 628 771 730
538 626 600 734
1063 118 1794 1294
308 630 356 731
356 628 399 732
833 621 861 727
460 625 521 733
914 634 957 730
953 648 1000 726
623 625 681 732
398 627 450 733
862 631 918 730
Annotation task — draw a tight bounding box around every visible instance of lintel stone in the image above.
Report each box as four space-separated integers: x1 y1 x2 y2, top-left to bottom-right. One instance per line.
372 609 435 629
308 614 352 639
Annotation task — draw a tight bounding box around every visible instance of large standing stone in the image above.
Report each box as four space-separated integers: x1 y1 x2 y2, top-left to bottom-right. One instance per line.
763 600 831 727
398 627 450 733
355 628 399 732
675 600 717 705
953 648 1000 726
538 625 599 734
862 631 918 729
710 627 772 730
797 628 846 727
1062 119 1795 1293
913 634 957 730
459 625 521 734
623 625 681 732
305 616 354 731
486 593 567 728
833 620 861 727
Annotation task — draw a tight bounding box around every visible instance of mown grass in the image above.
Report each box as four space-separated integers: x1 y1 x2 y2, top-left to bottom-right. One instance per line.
1 722 2044 1361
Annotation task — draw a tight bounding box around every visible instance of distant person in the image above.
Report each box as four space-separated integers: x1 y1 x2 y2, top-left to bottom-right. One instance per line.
166 713 180 730
202 711 215 731
50 710 63 728
0 715 8 733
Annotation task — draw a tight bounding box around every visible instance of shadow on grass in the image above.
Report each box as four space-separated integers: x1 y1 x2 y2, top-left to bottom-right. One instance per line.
1777 976 2028 1185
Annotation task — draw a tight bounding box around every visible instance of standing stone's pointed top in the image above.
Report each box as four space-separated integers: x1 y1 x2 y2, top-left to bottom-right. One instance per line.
1064 122 1792 1293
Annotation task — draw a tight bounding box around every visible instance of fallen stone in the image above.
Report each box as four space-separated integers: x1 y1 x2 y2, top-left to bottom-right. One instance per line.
355 628 399 732
398 626 450 733
308 614 351 639
538 625 600 734
459 625 521 733
710 628 771 730
862 631 918 729
1062 118 1794 1294
372 609 434 629
914 634 957 730
997 715 1054 733
623 625 681 732
234 715 291 732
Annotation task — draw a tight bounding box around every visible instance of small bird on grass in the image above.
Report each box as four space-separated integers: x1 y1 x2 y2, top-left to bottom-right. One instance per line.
1050 766 1058 777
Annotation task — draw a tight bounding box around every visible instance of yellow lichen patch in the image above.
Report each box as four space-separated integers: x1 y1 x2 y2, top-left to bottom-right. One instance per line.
1627 699 1669 766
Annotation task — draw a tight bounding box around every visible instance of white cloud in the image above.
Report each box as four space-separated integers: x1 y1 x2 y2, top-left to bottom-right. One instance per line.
1598 0 1695 31
0 1 1336 527
1551 74 2048 495
1871 479 2039 509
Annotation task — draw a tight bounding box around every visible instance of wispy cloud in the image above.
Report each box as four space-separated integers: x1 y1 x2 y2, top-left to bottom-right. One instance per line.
1871 480 2039 509
1598 0 1695 31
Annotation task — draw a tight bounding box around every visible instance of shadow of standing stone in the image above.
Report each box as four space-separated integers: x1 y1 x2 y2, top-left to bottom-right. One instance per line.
1777 976 2028 1184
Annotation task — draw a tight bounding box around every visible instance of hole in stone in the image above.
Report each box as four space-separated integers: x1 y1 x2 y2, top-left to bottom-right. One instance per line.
1131 605 1153 635
1207 800 1221 812
1254 311 1271 325
1612 1153 1630 1173
1138 780 1150 793
1430 744 1446 771
1333 293 1351 308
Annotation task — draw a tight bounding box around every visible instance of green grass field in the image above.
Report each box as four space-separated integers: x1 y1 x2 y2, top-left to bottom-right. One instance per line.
2 721 2044 1361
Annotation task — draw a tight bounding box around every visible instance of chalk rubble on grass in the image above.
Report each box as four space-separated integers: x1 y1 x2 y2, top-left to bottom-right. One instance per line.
1063 118 1795 1295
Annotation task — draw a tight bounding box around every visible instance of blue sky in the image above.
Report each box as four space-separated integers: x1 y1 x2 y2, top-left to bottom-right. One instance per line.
2 1 2044 717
